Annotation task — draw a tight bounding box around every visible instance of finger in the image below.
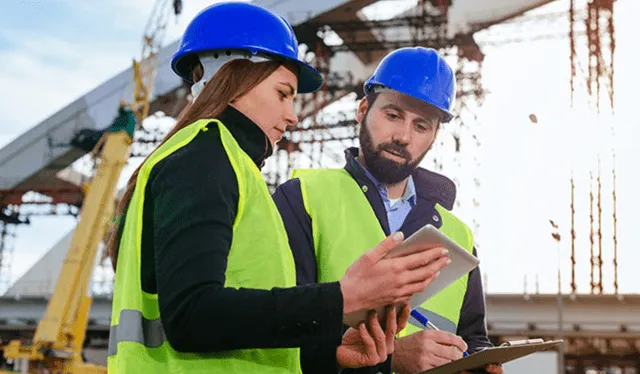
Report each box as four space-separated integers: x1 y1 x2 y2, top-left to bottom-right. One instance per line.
401 255 450 285
486 364 503 373
356 322 380 367
358 322 376 357
365 232 404 262
384 305 398 353
450 345 464 360
367 311 387 360
395 257 451 297
396 279 435 300
396 304 411 332
427 331 468 352
395 275 440 300
397 246 448 271
430 343 461 360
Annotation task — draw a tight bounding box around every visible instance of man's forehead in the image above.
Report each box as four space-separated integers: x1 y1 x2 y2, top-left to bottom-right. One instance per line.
374 91 440 119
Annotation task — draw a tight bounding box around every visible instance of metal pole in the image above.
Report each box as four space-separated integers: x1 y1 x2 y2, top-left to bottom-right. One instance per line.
550 218 564 374
557 239 565 374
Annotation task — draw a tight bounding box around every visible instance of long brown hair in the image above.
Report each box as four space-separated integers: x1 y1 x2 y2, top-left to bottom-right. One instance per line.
107 58 283 270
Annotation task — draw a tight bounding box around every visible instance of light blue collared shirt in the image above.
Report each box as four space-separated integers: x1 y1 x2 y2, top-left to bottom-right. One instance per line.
357 160 417 233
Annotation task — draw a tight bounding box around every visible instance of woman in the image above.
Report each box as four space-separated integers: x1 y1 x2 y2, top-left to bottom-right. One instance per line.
106 2 450 373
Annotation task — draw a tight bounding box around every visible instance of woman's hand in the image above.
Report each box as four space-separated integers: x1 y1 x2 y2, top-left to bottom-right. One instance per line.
337 304 411 368
340 232 450 316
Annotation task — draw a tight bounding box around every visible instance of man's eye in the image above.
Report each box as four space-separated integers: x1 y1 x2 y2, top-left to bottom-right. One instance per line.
387 112 399 119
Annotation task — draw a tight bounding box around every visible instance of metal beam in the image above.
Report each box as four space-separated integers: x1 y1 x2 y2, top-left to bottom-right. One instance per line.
0 186 84 206
0 0 367 192
2 293 639 334
0 296 112 323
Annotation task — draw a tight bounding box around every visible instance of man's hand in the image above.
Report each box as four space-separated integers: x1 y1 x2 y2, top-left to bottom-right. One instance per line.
484 363 504 373
337 304 411 369
458 363 504 374
391 330 468 374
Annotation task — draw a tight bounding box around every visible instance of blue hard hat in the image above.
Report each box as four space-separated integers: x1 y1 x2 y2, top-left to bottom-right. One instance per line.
171 2 323 94
364 47 456 122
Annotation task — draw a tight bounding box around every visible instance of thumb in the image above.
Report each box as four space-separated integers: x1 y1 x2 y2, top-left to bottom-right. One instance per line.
367 232 404 261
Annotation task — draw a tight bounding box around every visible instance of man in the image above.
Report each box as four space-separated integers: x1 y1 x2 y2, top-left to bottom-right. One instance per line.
273 47 502 374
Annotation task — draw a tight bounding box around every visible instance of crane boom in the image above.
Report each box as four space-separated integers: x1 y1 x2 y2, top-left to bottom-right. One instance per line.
129 0 181 122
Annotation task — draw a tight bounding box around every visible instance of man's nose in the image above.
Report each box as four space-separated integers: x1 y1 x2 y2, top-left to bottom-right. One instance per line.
392 120 412 144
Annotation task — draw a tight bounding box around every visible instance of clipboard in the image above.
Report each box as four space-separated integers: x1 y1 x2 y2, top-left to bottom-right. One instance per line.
420 339 564 374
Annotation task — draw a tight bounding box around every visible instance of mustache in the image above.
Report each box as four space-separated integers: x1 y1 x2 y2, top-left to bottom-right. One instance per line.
377 142 411 160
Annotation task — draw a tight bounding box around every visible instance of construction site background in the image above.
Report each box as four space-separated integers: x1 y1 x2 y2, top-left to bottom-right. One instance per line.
0 0 638 373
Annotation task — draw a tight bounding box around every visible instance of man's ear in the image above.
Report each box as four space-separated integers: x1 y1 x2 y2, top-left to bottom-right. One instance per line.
356 97 369 124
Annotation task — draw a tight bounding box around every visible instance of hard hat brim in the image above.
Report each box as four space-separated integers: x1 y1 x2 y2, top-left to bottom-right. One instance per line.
290 59 324 94
365 82 455 123
172 49 323 95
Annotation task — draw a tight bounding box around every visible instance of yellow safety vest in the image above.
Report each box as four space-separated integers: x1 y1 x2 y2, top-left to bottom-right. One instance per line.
292 168 474 336
108 119 300 373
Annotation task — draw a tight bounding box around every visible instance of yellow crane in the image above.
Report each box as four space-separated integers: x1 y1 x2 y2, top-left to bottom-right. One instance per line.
1 1 181 372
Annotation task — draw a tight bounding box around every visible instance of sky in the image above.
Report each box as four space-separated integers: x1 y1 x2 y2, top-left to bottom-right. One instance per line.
0 0 638 296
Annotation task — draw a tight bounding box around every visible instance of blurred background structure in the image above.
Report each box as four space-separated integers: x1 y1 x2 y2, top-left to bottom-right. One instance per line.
0 0 638 372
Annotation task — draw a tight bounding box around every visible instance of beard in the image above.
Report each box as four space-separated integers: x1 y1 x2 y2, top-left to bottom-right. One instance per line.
359 118 428 185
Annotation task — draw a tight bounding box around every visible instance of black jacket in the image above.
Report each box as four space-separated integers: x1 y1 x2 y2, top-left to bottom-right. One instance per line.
273 147 494 373
135 106 344 372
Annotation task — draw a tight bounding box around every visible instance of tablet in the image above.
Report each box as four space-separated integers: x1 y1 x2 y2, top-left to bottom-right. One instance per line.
343 224 479 327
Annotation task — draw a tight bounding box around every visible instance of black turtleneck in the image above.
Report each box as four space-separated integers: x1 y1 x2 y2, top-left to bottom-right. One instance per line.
138 106 344 366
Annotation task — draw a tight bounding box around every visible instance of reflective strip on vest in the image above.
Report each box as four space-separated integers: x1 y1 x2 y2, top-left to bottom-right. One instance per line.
108 309 165 356
407 307 457 334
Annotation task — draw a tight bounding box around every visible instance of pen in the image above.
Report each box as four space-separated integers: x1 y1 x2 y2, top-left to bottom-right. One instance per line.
410 309 469 357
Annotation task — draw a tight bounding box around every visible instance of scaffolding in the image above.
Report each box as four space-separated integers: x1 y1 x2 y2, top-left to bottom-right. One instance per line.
264 1 488 246
568 0 617 296
0 1 636 371
0 0 490 293
0 221 16 294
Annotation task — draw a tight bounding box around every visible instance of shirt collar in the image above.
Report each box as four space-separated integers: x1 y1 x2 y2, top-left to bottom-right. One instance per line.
343 147 457 210
354 155 417 206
